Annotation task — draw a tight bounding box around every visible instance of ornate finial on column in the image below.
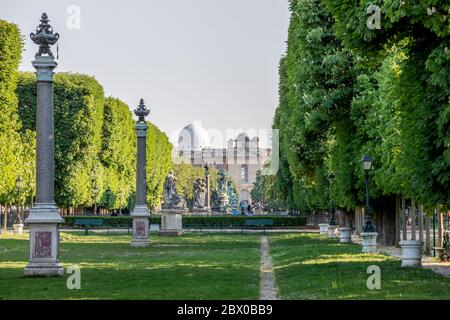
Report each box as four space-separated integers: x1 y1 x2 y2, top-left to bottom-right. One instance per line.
133 98 150 122
30 13 60 57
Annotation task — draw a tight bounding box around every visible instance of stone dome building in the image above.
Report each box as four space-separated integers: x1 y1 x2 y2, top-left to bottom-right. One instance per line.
177 123 271 205
178 122 210 152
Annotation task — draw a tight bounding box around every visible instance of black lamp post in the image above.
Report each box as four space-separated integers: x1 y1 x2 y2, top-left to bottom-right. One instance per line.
328 173 336 226
118 192 123 216
93 185 98 216
362 154 375 232
16 177 23 224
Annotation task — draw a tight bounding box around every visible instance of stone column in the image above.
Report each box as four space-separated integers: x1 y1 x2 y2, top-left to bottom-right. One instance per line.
131 99 150 247
24 14 64 277
204 163 211 214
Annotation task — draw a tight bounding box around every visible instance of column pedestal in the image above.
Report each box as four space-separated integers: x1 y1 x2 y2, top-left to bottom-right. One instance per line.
318 223 329 235
339 227 352 243
191 207 211 216
361 232 378 253
131 205 150 247
159 208 186 236
399 240 423 267
327 225 338 238
24 203 64 277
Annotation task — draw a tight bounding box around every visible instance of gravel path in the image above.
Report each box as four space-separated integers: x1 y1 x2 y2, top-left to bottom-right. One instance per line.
377 245 450 278
259 235 280 300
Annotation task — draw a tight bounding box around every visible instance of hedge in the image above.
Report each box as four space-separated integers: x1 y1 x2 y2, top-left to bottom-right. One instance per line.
62 215 307 228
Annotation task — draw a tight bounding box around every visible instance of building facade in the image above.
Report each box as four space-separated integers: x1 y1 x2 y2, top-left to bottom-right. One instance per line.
177 123 271 204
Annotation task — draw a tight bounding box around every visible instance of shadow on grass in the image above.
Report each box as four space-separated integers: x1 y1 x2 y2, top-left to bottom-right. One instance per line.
0 232 260 300
269 233 450 300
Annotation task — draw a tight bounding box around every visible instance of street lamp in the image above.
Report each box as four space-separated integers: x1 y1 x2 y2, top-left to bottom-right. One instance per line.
16 177 23 224
93 185 98 216
328 173 336 226
118 192 123 216
361 154 375 232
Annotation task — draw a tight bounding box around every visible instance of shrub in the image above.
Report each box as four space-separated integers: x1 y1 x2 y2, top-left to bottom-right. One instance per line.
62 215 307 227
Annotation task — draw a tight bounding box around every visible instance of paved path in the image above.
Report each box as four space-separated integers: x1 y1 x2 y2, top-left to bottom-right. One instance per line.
56 228 317 234
352 234 450 278
377 245 450 278
259 236 280 300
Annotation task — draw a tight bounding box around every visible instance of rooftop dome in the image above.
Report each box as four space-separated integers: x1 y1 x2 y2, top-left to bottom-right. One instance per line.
178 122 210 152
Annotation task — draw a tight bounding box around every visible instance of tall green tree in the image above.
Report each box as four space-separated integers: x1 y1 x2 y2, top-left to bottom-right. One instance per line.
323 0 450 209
146 122 173 210
17 72 105 209
0 20 25 206
99 97 136 210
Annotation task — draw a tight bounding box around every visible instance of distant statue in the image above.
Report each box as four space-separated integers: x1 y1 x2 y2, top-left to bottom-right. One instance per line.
163 170 186 209
217 170 227 194
193 177 207 209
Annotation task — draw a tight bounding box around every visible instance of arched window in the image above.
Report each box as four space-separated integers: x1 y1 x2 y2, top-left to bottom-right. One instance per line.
240 164 248 183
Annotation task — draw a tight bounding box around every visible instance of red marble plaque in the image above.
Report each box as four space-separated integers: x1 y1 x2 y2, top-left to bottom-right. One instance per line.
135 221 146 236
35 231 52 258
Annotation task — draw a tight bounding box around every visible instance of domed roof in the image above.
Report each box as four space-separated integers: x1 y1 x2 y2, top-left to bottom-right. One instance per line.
178 122 210 152
237 132 250 141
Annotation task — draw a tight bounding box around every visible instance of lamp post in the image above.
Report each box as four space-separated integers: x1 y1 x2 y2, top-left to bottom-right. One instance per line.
327 173 338 238
360 154 377 253
361 154 375 233
93 186 98 216
118 192 123 216
328 173 336 226
16 177 23 224
204 163 211 214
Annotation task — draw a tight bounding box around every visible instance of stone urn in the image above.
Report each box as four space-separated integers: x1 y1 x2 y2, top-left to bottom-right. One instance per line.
339 227 352 243
327 225 338 238
399 240 423 267
318 224 329 235
13 223 24 234
360 232 378 253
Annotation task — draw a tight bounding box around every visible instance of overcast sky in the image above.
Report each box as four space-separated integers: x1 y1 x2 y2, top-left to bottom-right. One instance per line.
1 0 290 147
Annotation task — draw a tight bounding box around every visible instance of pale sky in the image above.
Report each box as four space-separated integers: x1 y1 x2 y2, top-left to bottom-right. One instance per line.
1 0 290 147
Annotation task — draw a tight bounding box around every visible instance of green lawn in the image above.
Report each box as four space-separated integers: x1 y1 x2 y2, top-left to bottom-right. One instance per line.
1 232 450 300
0 232 260 300
270 233 450 299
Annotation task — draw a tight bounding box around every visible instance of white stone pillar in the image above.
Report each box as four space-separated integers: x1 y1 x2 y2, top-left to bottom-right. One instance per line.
360 232 378 253
339 227 352 243
399 240 423 267
327 225 338 238
159 209 184 236
319 223 329 235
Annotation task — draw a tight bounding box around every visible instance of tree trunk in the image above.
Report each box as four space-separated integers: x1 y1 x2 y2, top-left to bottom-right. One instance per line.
438 205 444 247
411 199 416 240
402 197 407 240
373 195 397 246
418 204 424 243
395 195 401 247
0 205 4 232
424 214 431 255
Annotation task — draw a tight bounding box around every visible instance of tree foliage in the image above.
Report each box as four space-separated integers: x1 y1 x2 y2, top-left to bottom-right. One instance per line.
266 0 450 222
17 72 174 211
0 20 35 207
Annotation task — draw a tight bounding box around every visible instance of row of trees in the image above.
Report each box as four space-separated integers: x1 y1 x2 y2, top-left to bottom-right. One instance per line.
259 0 449 244
0 20 174 214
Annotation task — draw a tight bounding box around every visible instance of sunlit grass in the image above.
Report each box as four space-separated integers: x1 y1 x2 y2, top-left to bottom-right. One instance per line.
0 232 260 300
270 233 450 300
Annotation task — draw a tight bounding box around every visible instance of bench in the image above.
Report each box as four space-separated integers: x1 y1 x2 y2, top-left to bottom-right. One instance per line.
74 219 133 235
74 219 104 235
245 219 273 234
